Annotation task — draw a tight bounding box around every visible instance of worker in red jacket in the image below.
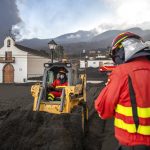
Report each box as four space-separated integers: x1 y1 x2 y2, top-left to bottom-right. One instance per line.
95 32 150 150
48 69 68 101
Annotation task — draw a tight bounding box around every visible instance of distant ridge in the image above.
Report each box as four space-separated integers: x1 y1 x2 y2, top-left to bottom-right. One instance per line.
1 27 150 54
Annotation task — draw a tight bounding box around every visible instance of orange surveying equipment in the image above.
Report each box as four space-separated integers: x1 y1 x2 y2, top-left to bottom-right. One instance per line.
99 65 116 72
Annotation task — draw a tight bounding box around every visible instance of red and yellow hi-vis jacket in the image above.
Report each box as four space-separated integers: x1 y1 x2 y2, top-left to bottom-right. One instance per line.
51 79 68 88
49 79 68 98
95 57 150 146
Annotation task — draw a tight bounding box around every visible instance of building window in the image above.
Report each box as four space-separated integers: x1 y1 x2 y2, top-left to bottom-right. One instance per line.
7 40 11 47
5 51 12 60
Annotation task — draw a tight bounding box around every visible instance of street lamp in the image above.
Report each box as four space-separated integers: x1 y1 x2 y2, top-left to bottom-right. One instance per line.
48 39 57 63
82 49 86 68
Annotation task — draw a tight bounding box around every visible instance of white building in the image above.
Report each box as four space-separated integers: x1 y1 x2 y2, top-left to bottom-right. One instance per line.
0 36 51 83
80 59 114 68
80 60 86 68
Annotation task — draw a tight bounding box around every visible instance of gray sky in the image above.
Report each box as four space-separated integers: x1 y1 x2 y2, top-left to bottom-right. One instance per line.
0 0 21 38
1 0 150 40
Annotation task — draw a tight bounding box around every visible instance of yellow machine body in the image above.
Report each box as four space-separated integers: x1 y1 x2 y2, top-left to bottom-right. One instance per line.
31 63 87 131
31 82 85 114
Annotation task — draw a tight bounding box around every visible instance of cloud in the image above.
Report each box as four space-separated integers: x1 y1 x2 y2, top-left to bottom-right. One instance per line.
67 34 81 39
0 0 21 44
95 0 150 33
11 0 150 40
12 0 107 40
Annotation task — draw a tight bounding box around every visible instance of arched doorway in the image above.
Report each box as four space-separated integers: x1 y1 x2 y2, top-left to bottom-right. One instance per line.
3 63 14 83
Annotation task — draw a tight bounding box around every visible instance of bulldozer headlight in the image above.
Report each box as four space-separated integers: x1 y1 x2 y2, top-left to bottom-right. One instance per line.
66 63 71 67
44 63 49 67
44 63 53 68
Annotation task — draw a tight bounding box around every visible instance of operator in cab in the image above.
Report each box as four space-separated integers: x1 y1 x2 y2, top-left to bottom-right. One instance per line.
48 69 68 101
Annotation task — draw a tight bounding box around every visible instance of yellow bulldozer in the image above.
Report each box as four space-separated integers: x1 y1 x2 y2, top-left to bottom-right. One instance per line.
31 62 88 132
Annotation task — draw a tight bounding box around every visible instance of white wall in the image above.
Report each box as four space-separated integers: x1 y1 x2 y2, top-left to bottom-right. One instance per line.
0 64 4 83
13 52 28 83
79 59 114 68
0 37 28 83
27 54 50 78
80 60 86 68
87 60 100 68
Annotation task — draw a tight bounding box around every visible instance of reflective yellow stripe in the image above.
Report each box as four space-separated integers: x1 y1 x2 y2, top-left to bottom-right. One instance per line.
115 104 150 118
138 107 150 118
114 36 127 47
48 93 55 101
56 86 66 88
118 44 123 48
115 118 150 135
48 97 54 101
115 104 133 116
115 118 136 133
48 93 54 98
138 125 150 135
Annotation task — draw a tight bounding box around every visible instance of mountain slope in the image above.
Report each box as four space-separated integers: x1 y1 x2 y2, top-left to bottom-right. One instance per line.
54 30 97 43
1 27 150 54
19 27 150 54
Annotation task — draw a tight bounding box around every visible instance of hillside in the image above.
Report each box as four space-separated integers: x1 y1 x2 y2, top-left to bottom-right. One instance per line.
1 27 150 54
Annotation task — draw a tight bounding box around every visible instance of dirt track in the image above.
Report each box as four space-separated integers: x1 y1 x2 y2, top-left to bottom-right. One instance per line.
0 83 118 150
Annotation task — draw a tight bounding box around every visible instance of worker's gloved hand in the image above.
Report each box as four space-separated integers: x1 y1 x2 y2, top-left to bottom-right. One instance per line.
48 85 55 90
55 88 62 92
105 78 110 86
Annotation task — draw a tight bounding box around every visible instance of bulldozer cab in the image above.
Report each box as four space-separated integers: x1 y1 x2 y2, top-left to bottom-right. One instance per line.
44 63 78 101
31 62 84 112
45 63 77 86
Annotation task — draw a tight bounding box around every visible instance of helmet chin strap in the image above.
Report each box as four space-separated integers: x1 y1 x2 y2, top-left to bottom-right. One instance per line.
113 47 125 65
114 56 124 65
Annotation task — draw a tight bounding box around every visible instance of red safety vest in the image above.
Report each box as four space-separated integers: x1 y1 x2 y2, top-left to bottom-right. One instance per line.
95 57 150 146
49 79 68 98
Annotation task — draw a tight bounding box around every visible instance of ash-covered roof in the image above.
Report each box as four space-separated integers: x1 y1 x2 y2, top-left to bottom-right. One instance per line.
15 44 50 58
